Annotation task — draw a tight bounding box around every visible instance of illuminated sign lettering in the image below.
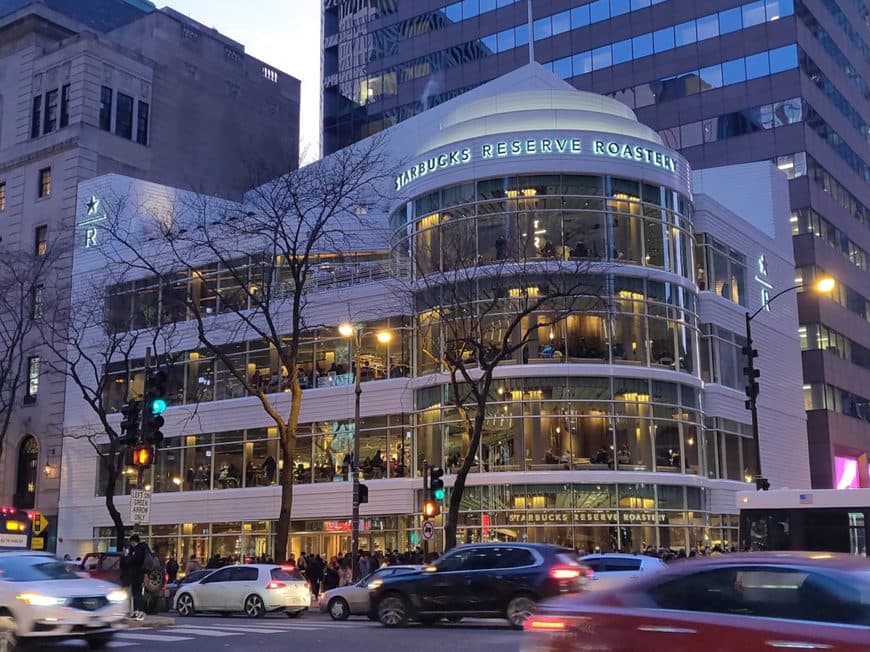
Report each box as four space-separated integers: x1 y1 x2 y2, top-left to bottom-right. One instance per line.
755 254 773 311
79 195 106 248
395 137 678 191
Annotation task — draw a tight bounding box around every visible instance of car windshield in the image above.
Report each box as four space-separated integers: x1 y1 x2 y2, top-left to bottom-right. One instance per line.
182 570 211 584
271 568 304 581
0 557 80 581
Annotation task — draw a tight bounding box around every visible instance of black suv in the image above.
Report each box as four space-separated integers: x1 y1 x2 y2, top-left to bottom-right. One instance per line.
369 543 589 628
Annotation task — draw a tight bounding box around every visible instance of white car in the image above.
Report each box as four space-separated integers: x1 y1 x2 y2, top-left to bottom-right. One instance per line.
0 552 128 649
318 565 421 620
580 553 667 584
173 564 309 618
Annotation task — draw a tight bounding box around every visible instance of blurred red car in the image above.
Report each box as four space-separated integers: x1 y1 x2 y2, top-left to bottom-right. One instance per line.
523 552 870 651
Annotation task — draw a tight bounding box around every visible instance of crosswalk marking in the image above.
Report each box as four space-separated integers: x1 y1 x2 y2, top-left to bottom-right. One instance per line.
115 632 194 642
169 624 288 634
165 627 244 636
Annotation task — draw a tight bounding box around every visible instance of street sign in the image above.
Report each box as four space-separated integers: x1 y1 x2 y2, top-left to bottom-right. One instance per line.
130 490 151 525
31 510 46 536
422 520 435 540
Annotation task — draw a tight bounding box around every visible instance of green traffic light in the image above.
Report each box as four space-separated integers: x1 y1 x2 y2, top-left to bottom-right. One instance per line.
151 398 167 415
434 488 445 501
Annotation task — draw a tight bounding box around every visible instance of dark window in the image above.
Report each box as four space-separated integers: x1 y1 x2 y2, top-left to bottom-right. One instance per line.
605 558 642 571
14 436 38 507
435 549 471 572
44 89 58 134
647 567 739 612
200 567 233 583
583 558 606 572
136 100 149 146
270 568 303 581
501 547 535 568
115 93 133 139
37 168 51 199
99 86 113 131
231 567 259 581
31 95 42 138
462 549 499 571
0 181 5 211
60 84 70 128
31 284 44 320
35 225 48 255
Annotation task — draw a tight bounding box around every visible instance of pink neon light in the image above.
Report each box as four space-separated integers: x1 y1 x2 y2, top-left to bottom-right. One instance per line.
834 456 870 489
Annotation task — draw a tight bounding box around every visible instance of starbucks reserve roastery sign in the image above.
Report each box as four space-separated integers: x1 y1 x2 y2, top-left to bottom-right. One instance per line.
395 136 679 191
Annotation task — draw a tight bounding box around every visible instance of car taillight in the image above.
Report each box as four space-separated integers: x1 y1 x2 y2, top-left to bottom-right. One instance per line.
266 581 286 589
550 567 582 580
524 616 569 632
281 565 296 572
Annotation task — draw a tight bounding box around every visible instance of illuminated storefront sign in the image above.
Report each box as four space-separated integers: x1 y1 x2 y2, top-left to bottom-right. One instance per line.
395 137 679 191
506 510 668 525
79 195 106 248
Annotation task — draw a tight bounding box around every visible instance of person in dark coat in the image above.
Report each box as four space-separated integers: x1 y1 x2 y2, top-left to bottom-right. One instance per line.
165 556 179 583
307 555 324 599
323 556 340 591
121 534 150 619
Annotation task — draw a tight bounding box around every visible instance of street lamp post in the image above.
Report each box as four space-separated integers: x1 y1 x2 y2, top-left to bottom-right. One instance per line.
744 276 835 490
339 323 391 580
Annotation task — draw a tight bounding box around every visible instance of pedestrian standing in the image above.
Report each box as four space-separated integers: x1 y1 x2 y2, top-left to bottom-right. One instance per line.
307 555 324 599
121 534 151 620
185 554 202 574
323 556 340 591
165 555 179 583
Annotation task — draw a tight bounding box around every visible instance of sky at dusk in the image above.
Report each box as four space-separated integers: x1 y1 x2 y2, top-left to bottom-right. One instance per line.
164 0 322 162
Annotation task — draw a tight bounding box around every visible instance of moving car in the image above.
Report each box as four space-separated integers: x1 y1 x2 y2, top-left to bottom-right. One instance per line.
0 552 128 649
369 543 589 629
165 568 214 604
318 565 421 620
523 552 870 651
174 564 309 617
580 553 666 586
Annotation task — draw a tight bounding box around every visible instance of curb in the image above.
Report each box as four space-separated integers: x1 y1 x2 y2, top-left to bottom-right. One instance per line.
124 615 176 628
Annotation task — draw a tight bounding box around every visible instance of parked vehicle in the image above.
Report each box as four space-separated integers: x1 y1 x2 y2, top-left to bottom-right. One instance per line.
318 565 421 620
523 552 870 651
78 551 165 613
165 568 214 604
174 564 309 617
0 552 128 649
369 543 589 629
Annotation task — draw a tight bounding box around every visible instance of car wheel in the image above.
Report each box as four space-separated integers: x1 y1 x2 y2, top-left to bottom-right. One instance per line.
244 594 266 618
506 595 536 629
85 633 114 649
0 614 16 652
175 593 195 617
328 597 350 621
286 610 304 618
377 594 408 627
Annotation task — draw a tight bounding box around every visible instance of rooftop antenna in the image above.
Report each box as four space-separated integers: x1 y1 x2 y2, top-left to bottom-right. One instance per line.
527 0 535 63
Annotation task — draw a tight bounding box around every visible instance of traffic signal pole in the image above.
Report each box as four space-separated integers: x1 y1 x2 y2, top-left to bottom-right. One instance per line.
743 313 768 491
136 347 152 489
422 459 429 558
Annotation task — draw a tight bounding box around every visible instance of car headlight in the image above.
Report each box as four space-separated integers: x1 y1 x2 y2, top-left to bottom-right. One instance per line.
107 590 129 604
367 580 383 589
16 593 67 607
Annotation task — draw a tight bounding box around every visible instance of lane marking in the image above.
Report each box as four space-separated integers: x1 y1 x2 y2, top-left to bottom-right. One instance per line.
115 632 194 642
166 627 243 636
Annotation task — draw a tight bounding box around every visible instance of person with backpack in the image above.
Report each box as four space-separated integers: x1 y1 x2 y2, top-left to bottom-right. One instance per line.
121 534 153 620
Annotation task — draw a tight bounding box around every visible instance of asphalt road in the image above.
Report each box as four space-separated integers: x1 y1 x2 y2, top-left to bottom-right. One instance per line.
49 611 526 652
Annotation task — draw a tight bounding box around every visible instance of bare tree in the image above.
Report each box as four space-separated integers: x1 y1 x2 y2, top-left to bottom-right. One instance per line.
97 136 395 561
42 279 182 551
410 216 606 551
0 247 54 465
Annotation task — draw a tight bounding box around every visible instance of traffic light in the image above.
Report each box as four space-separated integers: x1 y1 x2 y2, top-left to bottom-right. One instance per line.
755 477 770 491
422 500 439 518
142 369 167 446
125 445 153 467
119 401 141 445
358 483 369 504
429 467 445 501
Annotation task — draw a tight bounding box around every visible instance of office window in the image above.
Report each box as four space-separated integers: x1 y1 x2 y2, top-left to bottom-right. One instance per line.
633 33 653 58
613 39 633 64
674 20 697 46
696 14 719 40
99 86 113 131
570 4 590 27
25 356 40 401
589 0 609 22
745 51 770 79
60 84 70 128
44 89 58 134
653 27 675 53
722 57 747 84
742 0 766 27
136 100 149 146
31 284 44 320
769 44 797 73
31 95 42 138
37 168 51 199
0 181 5 211
35 225 48 256
115 93 133 139
719 7 743 33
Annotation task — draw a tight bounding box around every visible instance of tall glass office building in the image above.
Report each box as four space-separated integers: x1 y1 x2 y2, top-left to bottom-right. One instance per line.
322 0 870 489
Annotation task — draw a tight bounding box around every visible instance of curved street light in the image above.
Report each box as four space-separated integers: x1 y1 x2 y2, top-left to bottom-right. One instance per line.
339 322 392 579
745 276 835 490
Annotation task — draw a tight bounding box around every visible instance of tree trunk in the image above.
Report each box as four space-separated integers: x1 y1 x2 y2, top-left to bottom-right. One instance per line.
275 434 294 563
444 407 487 552
104 457 126 551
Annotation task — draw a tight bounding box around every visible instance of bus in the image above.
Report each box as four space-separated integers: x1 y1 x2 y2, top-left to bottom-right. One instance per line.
738 489 868 556
0 506 33 551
